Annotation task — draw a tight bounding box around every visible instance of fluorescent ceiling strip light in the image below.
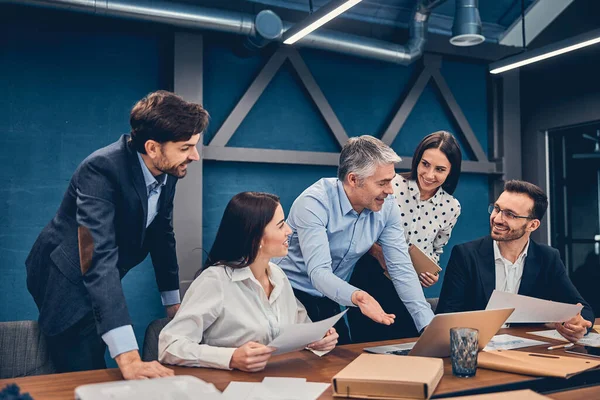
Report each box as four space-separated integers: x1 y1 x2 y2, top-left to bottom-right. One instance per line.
490 30 600 74
283 0 362 45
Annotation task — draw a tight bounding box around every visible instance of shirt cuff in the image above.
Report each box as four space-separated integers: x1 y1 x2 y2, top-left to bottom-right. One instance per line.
203 346 237 370
101 325 139 358
337 285 360 307
411 307 435 333
161 290 181 306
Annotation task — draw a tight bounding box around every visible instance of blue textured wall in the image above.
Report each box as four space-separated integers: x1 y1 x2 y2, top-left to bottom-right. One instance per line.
0 7 170 365
1 6 490 354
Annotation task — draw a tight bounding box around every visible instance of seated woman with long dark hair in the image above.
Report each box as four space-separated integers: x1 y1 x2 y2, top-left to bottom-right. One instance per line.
158 192 338 372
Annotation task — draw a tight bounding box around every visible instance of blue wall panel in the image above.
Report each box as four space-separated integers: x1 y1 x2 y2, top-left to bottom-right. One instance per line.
0 7 169 365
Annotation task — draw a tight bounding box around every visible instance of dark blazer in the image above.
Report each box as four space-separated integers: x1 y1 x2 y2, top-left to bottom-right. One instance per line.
437 236 594 324
26 135 179 336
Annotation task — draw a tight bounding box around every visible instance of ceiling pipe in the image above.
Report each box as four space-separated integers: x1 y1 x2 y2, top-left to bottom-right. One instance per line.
2 0 447 65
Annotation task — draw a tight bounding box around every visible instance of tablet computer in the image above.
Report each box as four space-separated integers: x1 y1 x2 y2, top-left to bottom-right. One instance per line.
566 345 600 358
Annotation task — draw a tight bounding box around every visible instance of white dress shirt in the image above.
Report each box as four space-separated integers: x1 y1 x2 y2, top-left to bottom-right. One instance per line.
158 262 310 370
494 240 530 294
391 175 461 263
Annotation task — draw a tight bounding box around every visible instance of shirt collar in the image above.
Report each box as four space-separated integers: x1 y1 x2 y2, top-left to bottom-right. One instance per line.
407 179 445 206
228 263 284 285
137 152 167 189
227 263 286 302
337 179 358 216
493 240 530 263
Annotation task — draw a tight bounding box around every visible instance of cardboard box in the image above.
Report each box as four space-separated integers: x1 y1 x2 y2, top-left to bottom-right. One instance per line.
332 354 443 399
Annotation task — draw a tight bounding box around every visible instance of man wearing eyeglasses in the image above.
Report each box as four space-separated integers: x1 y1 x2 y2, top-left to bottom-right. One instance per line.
437 180 594 342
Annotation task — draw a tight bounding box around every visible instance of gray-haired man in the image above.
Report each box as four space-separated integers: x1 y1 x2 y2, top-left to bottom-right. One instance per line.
277 135 434 343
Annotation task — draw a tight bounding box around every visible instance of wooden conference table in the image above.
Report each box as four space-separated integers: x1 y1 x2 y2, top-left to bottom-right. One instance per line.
2 323 600 399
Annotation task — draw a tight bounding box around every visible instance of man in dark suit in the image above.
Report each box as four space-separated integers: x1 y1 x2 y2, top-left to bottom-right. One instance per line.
437 180 594 342
25 91 209 378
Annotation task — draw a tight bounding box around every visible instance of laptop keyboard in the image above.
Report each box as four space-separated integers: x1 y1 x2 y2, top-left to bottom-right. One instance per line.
387 349 411 356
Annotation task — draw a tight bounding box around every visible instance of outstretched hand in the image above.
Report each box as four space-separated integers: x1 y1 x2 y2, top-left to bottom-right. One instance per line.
352 290 395 325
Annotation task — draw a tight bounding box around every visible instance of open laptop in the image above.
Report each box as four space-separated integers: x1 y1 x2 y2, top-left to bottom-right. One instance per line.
364 308 515 358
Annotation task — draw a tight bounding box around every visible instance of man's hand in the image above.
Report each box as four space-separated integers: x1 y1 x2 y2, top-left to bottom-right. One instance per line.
419 272 439 288
230 341 276 372
554 304 592 342
368 243 387 272
351 290 395 325
307 328 339 352
165 304 180 319
115 350 174 380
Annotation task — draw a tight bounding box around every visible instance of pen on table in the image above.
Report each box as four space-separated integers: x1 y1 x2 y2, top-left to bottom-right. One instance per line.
547 343 575 350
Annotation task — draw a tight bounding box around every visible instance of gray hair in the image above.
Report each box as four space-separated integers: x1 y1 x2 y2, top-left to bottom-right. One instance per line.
338 135 401 182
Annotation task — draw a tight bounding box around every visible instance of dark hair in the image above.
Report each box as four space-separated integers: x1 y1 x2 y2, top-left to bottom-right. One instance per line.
205 192 280 269
129 90 209 154
401 131 462 195
503 180 548 220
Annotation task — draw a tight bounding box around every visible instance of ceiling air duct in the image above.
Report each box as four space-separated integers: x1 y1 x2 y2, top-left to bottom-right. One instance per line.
3 0 447 65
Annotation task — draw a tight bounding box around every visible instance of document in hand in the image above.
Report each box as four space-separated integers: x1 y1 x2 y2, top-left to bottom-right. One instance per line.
478 350 600 378
409 244 443 276
485 290 582 323
268 309 347 355
332 354 443 400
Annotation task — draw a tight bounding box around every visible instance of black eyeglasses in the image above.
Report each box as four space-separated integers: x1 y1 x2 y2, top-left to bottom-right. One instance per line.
488 204 534 221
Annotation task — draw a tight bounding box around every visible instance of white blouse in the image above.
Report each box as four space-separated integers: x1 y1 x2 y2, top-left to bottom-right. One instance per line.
158 262 310 370
391 175 461 263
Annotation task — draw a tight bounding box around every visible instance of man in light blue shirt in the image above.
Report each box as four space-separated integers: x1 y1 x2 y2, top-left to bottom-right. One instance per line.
278 135 434 343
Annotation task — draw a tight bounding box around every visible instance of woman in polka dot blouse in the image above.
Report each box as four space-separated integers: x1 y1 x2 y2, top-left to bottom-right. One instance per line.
371 131 462 287
348 131 462 341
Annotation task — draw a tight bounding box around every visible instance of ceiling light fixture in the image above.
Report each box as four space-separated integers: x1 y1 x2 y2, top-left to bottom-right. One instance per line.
282 0 362 45
490 28 600 74
450 0 485 47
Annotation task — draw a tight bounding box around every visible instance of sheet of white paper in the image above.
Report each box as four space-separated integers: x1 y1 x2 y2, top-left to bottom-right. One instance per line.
527 329 570 342
223 382 256 399
268 309 347 355
223 378 329 400
258 378 329 400
485 290 582 323
528 329 600 347
482 334 549 351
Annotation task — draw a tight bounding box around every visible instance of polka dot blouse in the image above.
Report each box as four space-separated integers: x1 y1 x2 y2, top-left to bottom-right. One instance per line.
391 174 461 263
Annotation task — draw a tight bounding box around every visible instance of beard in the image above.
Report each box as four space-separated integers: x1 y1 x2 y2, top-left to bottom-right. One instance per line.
155 157 190 178
490 222 527 242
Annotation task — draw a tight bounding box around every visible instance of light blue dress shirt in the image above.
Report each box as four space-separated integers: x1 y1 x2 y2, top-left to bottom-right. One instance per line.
277 178 434 331
100 154 181 359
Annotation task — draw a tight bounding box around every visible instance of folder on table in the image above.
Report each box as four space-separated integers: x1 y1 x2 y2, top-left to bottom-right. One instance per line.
332 354 443 399
448 390 551 399
478 350 600 378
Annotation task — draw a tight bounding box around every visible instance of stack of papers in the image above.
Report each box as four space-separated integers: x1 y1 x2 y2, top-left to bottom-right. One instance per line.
482 334 548 352
223 378 330 400
485 291 582 323
528 330 600 347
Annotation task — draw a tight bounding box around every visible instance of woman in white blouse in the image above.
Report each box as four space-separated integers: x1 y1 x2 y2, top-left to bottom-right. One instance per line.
348 131 462 342
158 192 339 372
